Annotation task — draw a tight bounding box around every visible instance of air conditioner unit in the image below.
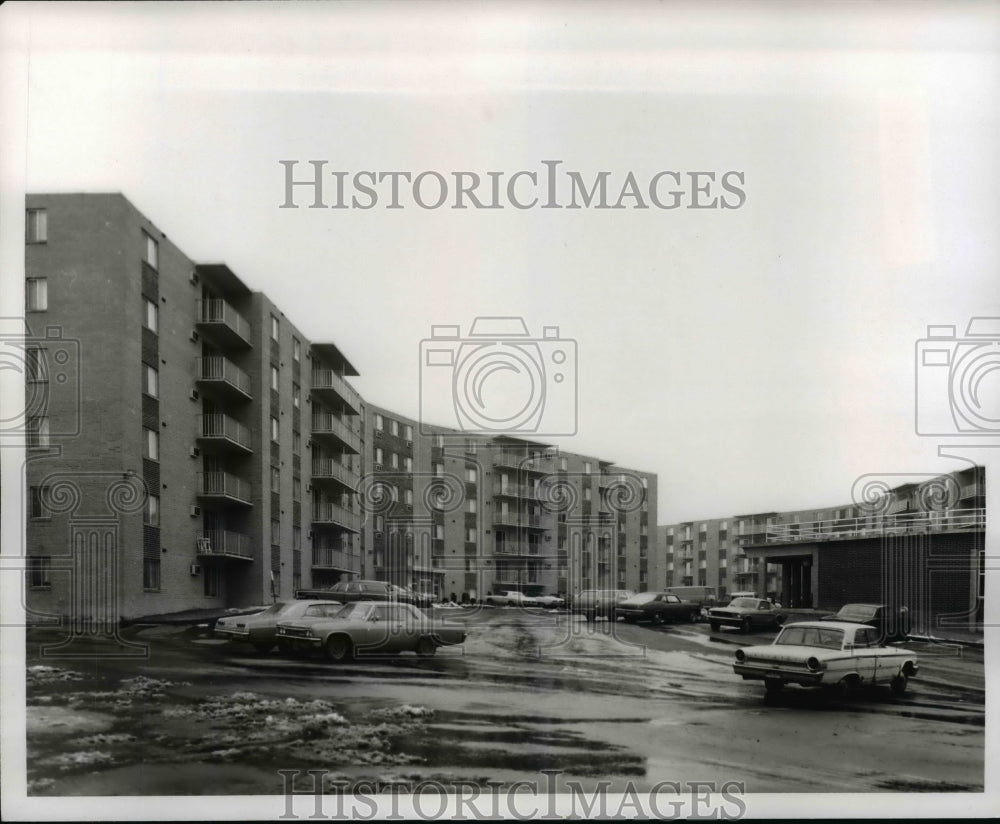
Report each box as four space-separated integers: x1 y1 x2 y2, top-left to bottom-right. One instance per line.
190 330 200 343
375 531 383 538
374 463 383 471
375 431 382 438
190 446 200 458
406 440 413 447
189 270 200 285
189 505 201 517
189 388 199 401
189 564 202 576
405 504 413 512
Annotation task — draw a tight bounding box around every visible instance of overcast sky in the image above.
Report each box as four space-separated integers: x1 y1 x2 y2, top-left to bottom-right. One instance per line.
3 1 998 524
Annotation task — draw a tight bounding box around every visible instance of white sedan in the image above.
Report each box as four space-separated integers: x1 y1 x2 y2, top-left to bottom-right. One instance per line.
733 620 919 700
483 591 538 607
214 600 342 653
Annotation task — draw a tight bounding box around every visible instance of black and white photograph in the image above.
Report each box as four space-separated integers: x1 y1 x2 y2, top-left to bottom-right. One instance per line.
0 2 996 820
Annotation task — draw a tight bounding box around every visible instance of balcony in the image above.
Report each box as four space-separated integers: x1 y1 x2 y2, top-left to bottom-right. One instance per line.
311 412 361 454
196 530 253 561
198 471 252 506
494 542 543 556
311 546 357 572
311 458 358 491
493 511 547 529
196 356 252 401
312 501 361 533
196 298 252 348
197 413 252 453
494 452 553 473
493 483 540 500
765 507 985 544
310 368 361 415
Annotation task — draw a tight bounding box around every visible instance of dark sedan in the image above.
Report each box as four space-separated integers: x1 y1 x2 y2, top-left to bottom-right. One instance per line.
295 579 428 607
617 592 701 625
708 597 785 633
820 603 910 643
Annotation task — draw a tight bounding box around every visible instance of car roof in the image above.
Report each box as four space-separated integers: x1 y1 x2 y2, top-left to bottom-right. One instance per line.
837 603 885 609
783 620 875 630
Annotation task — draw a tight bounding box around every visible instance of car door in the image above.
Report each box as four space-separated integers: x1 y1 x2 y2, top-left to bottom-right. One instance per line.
754 600 773 627
355 603 390 652
849 627 878 682
662 594 682 620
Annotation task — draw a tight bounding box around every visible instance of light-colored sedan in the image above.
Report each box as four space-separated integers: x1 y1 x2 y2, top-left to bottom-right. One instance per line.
733 620 919 700
214 600 343 653
276 600 467 661
484 590 538 607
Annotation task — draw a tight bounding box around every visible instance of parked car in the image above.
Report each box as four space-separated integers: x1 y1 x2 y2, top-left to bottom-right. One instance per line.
484 590 537 607
617 592 701 625
733 620 919 700
532 593 566 610
214 600 343 653
572 589 636 622
726 591 757 601
295 579 425 607
276 600 467 661
820 603 910 643
708 597 784 633
664 586 719 616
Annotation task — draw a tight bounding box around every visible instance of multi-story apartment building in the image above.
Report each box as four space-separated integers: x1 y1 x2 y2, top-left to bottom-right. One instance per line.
362 404 658 602
22 193 363 621
659 465 985 618
20 193 657 623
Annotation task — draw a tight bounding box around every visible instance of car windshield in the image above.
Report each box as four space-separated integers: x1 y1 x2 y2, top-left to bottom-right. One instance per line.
627 593 659 605
776 626 845 649
836 605 878 622
334 602 374 620
257 602 292 616
728 598 757 609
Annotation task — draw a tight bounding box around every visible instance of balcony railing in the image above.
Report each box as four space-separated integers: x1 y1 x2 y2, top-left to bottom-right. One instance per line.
494 483 541 500
196 531 253 561
494 542 543 556
494 511 547 528
198 413 252 452
765 507 985 544
311 412 361 454
198 471 252 505
312 501 361 533
311 546 357 571
310 368 361 415
494 452 553 472
196 299 252 348
196 356 252 400
311 458 358 490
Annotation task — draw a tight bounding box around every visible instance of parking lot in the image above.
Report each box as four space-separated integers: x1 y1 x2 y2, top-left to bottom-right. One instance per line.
24 607 984 797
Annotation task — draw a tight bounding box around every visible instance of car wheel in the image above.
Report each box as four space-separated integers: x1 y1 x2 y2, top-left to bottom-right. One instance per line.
774 614 786 627
415 637 437 658
652 612 665 626
585 610 596 623
252 641 274 654
741 617 753 634
709 620 721 632
688 610 699 623
325 635 353 663
835 676 857 701
277 642 293 656
890 674 908 696
764 678 784 695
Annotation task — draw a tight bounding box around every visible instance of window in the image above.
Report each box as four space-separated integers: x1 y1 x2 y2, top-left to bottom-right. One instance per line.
271 416 280 442
292 383 300 408
271 519 281 545
143 231 158 269
144 494 160 527
375 413 384 431
29 486 49 519
26 416 49 449
584 461 592 474
292 336 301 362
466 528 476 543
293 477 301 501
466 467 477 483
559 457 568 471
24 346 44 383
584 487 592 501
433 463 443 476
27 556 51 589
144 364 158 398
375 447 383 464
26 278 47 311
143 558 160 591
404 424 413 440
435 524 444 540
374 514 384 531
404 456 412 472
390 419 399 436
293 526 302 550
468 499 477 513
144 428 159 461
293 431 301 455
26 209 47 243
271 365 280 391
390 452 398 469
404 488 413 505
270 314 280 341
271 466 280 493
142 298 159 334
204 565 220 597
